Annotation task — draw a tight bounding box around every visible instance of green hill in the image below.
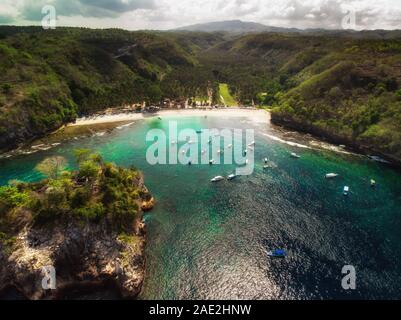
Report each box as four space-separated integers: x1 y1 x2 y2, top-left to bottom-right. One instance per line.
202 33 401 160
219 83 237 106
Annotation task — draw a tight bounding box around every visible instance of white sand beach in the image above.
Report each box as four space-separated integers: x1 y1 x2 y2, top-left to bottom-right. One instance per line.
69 108 270 127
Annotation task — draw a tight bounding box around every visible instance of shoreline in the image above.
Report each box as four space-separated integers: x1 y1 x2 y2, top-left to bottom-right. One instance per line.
1 108 399 170
271 114 401 169
69 108 271 126
0 108 269 160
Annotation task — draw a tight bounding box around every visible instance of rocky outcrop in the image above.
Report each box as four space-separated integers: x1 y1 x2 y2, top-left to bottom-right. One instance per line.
0 220 147 300
141 197 155 212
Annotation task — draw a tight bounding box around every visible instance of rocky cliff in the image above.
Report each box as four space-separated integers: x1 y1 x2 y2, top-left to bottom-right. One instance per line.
0 153 154 299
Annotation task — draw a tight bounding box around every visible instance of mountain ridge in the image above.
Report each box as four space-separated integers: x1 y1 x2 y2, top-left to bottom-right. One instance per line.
173 20 301 33
173 20 401 39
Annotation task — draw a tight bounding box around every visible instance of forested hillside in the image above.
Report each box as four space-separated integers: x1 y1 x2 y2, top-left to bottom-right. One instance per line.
0 27 222 151
200 33 401 160
1 26 401 161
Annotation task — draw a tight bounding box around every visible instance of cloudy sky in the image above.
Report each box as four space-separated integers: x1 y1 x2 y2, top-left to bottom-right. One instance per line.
0 0 400 30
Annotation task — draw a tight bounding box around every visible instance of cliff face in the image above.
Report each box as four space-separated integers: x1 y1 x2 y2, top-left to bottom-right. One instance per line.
0 221 147 300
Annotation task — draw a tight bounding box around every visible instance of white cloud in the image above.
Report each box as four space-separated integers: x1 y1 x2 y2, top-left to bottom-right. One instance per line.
0 0 400 30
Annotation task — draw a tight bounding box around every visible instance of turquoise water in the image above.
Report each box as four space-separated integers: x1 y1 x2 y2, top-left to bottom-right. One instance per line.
1 115 401 299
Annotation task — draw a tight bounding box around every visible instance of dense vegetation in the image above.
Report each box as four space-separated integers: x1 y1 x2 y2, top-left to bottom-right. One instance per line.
0 150 152 253
198 33 401 160
0 27 223 150
1 26 401 160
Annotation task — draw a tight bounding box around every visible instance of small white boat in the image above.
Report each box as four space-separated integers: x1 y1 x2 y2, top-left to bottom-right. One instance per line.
182 150 186 155
343 186 350 196
201 150 206 155
248 141 255 146
245 159 249 165
217 149 222 154
211 176 224 182
209 159 215 165
188 140 195 144
371 179 376 187
227 144 233 149
264 158 268 164
290 152 301 159
227 174 236 180
244 149 248 155
368 155 391 164
325 173 339 179
171 140 177 144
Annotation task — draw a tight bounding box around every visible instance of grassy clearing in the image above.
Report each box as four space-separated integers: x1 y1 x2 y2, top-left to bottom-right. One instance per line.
219 83 237 106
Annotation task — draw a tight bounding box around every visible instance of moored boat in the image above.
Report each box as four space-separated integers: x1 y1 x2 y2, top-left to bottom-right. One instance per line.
267 249 287 258
211 176 224 182
325 173 339 179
